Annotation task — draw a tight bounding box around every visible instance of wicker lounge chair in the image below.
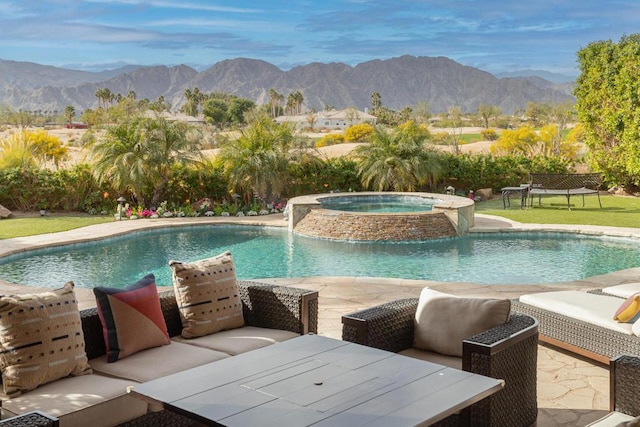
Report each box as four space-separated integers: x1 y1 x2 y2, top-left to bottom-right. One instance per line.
342 298 539 427
586 355 640 426
511 291 640 365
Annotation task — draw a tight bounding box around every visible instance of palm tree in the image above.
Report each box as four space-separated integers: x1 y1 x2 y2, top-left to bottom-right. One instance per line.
87 116 202 207
215 117 309 201
371 92 381 114
268 89 283 118
64 105 75 124
293 91 304 114
351 122 441 191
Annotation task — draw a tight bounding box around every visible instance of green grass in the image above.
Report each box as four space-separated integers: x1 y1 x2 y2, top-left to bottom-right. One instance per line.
2 194 640 240
0 215 113 239
475 194 640 228
458 134 482 144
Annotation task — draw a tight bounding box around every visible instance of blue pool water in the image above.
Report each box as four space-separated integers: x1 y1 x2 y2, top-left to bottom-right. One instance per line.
0 225 639 288
319 194 437 213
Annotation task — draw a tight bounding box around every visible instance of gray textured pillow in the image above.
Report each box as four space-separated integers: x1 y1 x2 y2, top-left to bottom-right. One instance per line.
413 288 511 357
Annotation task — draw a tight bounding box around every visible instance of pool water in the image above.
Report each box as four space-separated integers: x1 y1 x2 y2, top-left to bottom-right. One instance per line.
319 194 437 213
0 225 639 288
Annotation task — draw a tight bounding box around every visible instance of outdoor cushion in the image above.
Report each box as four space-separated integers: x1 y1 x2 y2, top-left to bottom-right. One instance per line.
614 294 640 322
399 348 462 370
94 274 170 362
519 291 637 335
0 282 92 397
90 341 229 383
585 411 637 427
169 251 244 338
0 373 148 427
602 283 640 299
413 288 511 357
172 325 298 355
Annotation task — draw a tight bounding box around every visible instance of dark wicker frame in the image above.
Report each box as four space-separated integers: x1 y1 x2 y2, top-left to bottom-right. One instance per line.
510 299 640 365
610 355 640 417
341 299 539 427
0 281 318 427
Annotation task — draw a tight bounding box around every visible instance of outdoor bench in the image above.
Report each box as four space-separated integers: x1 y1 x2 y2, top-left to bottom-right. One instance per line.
528 172 603 210
0 281 318 427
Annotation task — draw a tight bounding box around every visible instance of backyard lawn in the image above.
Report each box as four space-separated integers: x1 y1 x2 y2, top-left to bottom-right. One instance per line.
476 193 640 228
1 193 640 240
0 215 113 239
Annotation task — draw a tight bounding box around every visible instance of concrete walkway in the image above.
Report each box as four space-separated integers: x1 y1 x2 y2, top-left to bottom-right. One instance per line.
2 213 639 426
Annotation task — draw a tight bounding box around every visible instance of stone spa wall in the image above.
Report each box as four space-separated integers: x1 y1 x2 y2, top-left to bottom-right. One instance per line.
293 209 458 241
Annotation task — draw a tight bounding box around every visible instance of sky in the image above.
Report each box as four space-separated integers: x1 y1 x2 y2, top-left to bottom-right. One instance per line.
1 0 639 77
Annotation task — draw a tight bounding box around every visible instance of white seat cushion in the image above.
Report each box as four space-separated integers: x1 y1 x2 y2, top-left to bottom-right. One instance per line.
585 411 636 426
172 326 299 355
602 283 640 299
1 374 148 427
519 291 635 334
90 341 229 383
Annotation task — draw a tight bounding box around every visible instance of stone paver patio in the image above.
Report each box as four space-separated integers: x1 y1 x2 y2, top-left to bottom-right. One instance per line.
2 212 639 426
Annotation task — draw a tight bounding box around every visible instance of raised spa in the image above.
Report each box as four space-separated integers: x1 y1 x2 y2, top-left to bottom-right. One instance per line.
319 194 438 213
286 192 474 241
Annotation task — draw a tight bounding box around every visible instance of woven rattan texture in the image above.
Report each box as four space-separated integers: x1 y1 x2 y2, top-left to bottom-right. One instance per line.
470 332 539 427
613 355 640 416
116 409 206 426
0 411 58 427
511 300 640 360
237 281 317 334
342 298 418 352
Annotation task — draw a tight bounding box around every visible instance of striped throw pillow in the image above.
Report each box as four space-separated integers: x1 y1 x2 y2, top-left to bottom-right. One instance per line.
169 251 244 338
0 282 92 397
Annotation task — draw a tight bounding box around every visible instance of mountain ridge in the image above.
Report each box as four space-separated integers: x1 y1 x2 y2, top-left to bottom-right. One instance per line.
0 56 574 115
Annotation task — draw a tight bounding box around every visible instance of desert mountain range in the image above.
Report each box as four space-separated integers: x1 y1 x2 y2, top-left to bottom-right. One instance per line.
0 55 574 115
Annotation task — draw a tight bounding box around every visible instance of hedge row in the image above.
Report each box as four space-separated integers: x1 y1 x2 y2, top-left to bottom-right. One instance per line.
0 153 571 212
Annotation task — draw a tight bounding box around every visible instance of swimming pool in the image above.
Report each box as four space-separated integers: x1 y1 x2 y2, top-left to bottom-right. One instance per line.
1 224 639 289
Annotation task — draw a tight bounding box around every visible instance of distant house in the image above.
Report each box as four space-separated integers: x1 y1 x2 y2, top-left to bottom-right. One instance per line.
275 109 376 131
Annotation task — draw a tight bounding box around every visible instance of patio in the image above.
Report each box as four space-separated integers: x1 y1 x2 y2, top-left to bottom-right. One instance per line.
2 213 637 426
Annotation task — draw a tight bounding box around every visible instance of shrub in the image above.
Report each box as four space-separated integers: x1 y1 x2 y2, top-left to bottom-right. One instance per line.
316 133 344 147
480 129 499 141
344 123 374 142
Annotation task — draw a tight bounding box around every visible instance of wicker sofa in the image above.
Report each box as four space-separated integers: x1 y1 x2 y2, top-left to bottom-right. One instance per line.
341 298 539 427
0 281 318 427
511 289 640 365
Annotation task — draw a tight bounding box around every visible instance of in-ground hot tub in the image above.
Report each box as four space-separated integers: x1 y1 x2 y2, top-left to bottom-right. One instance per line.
286 192 474 241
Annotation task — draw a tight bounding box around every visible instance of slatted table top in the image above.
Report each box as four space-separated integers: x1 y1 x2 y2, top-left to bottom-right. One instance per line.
129 334 504 427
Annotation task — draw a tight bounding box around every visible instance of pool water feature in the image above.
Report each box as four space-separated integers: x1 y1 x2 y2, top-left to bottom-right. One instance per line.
0 224 639 289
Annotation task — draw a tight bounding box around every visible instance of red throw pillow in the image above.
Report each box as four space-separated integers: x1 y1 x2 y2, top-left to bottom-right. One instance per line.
94 274 170 362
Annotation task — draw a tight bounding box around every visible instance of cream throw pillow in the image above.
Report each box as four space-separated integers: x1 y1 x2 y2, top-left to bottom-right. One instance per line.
169 251 244 338
413 288 511 357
